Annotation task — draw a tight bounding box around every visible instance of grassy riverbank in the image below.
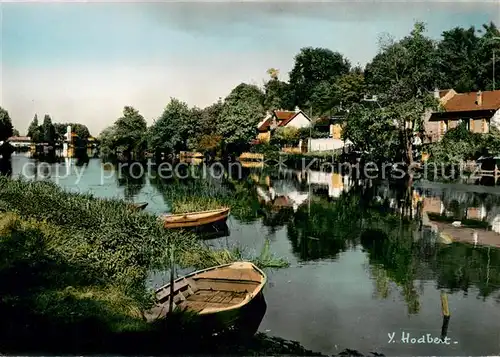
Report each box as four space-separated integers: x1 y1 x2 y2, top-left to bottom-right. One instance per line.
0 177 287 353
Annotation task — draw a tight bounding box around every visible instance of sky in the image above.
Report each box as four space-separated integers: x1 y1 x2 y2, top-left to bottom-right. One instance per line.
1 0 499 136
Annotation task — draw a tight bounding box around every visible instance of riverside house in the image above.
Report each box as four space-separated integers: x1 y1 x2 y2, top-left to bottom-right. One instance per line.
426 89 500 143
256 107 311 143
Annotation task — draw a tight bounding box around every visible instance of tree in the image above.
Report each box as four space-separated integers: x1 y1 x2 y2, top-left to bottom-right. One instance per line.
0 107 14 142
435 26 482 92
113 106 148 160
54 123 91 141
149 98 194 153
42 114 56 145
358 22 439 167
289 47 350 110
217 83 265 153
364 22 437 105
98 125 117 158
477 22 500 90
333 69 366 109
263 78 294 111
270 126 300 147
200 100 223 136
12 129 20 137
27 114 38 138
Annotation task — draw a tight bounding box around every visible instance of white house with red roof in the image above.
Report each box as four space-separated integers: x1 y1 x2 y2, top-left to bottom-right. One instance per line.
257 107 311 143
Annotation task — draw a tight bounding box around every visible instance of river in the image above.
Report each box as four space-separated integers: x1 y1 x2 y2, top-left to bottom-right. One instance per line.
9 154 500 356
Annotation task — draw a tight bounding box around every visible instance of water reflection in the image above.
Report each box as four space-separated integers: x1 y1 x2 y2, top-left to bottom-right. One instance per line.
9 156 500 355
116 162 146 201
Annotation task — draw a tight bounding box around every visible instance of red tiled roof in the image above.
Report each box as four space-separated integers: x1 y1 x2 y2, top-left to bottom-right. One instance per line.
258 118 272 132
279 113 300 127
438 89 452 98
274 110 296 121
443 90 500 112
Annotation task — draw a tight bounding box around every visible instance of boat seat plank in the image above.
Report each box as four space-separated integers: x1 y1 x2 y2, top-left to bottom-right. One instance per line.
178 299 242 312
193 280 259 293
156 279 191 301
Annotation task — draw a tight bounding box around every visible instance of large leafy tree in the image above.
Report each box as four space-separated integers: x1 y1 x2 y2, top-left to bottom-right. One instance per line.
0 107 14 142
263 68 294 111
217 83 265 153
12 129 20 137
193 100 224 154
113 106 148 159
364 22 437 104
289 47 350 111
435 26 482 92
351 22 439 166
148 98 195 153
42 114 56 145
477 22 500 90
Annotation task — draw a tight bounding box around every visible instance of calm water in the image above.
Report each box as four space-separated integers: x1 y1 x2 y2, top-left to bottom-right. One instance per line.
9 154 500 356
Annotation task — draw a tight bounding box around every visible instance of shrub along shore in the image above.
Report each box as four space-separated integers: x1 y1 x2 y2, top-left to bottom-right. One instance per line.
0 177 288 354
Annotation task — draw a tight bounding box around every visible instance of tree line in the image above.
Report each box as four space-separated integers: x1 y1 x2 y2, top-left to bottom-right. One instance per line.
0 108 92 147
98 21 500 163
2 21 499 163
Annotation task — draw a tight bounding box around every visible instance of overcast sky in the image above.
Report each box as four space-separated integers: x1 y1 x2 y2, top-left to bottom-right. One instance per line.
1 0 499 136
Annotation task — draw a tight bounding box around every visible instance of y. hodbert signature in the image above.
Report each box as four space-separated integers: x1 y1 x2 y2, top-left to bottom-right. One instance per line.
388 332 458 345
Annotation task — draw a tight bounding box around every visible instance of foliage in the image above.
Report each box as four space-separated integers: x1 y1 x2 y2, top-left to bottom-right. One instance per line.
42 114 57 145
27 114 39 139
289 47 350 111
348 23 440 165
149 170 263 223
12 128 20 137
149 98 195 153
435 22 500 91
270 126 300 146
427 122 485 163
54 123 91 140
263 78 294 111
99 106 147 160
365 22 437 105
196 134 222 155
217 83 265 152
0 107 14 142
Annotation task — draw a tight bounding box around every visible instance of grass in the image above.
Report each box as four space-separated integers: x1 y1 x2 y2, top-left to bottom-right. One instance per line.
181 239 289 270
0 176 289 353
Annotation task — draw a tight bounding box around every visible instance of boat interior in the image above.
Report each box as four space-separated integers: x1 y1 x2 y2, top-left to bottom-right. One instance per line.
145 264 264 321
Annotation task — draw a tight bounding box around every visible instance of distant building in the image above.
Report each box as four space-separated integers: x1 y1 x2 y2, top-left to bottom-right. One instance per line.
257 107 311 143
7 136 32 148
425 89 500 142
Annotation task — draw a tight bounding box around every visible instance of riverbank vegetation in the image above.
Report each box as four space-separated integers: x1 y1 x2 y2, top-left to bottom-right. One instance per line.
0 176 288 353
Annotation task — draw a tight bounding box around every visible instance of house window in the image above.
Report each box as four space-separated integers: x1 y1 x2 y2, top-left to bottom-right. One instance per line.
440 120 448 136
458 118 470 130
483 119 489 133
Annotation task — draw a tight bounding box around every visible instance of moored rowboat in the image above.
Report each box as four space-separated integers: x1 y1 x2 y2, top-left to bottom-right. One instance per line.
129 202 148 211
161 207 230 229
145 261 267 335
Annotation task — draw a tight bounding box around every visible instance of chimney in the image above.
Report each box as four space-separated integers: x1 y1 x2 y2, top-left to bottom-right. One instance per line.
434 88 440 99
476 91 482 106
295 106 300 113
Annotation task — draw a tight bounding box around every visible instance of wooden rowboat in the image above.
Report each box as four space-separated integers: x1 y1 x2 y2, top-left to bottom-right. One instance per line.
129 202 148 211
145 262 267 335
162 207 230 229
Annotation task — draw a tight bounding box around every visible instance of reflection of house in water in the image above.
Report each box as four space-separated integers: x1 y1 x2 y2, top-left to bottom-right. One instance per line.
256 177 309 212
307 171 351 198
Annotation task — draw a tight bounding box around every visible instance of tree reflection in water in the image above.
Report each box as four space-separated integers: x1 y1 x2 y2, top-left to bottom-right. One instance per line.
146 165 500 317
